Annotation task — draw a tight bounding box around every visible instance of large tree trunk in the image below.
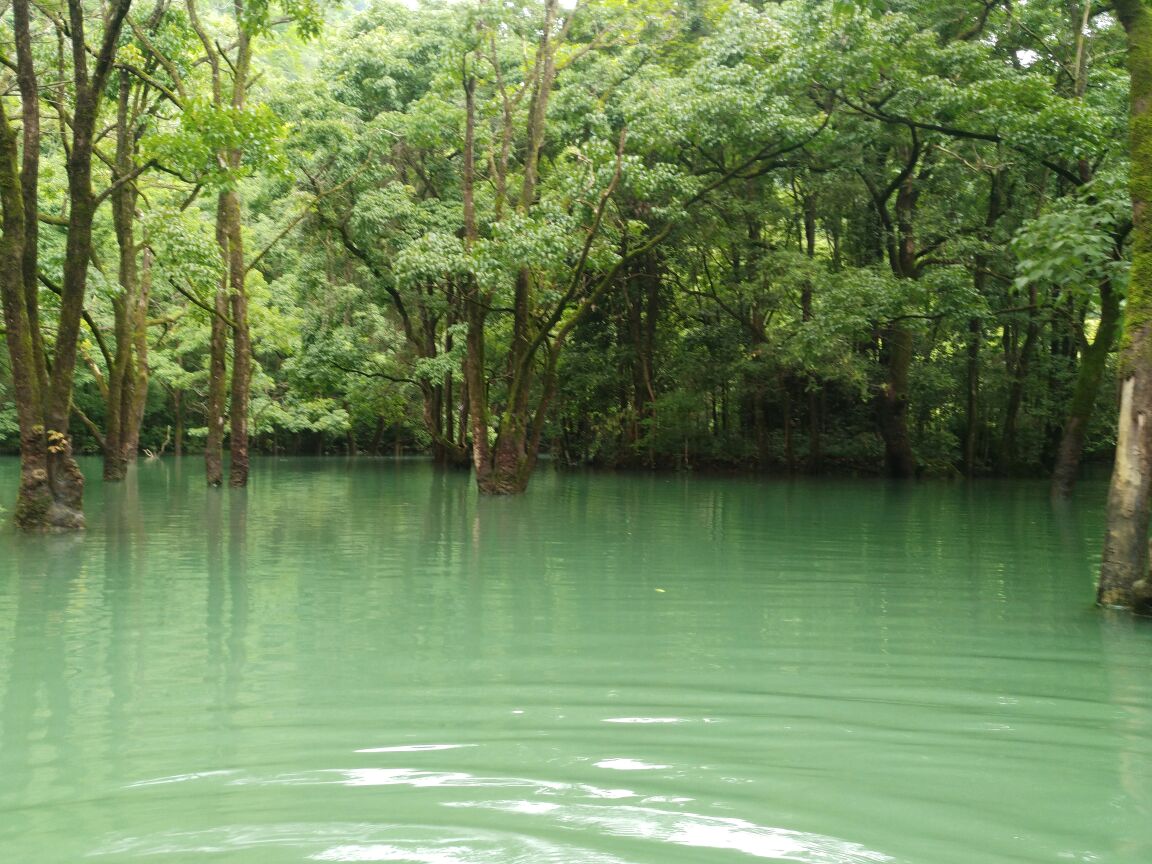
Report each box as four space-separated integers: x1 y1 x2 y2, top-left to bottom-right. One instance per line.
1051 279 1121 497
1098 0 1152 611
1 94 57 528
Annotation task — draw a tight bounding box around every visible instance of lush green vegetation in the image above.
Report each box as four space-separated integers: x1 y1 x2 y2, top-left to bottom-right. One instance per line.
0 1 1142 505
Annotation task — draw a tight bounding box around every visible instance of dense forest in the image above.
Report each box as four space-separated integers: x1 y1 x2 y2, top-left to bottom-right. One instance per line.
3 0 1152 578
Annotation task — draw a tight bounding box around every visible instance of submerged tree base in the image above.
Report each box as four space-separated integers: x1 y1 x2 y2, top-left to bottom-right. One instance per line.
13 442 86 532
476 470 531 495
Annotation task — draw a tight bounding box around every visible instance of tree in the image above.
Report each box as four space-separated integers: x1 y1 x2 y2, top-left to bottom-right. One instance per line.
1098 0 1152 611
1 0 134 529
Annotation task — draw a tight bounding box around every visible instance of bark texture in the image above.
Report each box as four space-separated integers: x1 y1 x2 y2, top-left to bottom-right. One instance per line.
1098 0 1152 611
1 0 132 529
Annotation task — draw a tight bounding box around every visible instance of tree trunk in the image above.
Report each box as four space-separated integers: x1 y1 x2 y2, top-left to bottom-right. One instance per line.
104 73 137 483
876 324 916 478
173 388 184 458
1 93 56 528
369 415 385 455
0 0 131 529
801 201 822 473
465 1 559 495
999 288 1040 474
871 150 921 480
124 245 152 461
1098 0 1152 611
205 193 229 487
225 187 250 487
1052 279 1121 497
965 317 982 476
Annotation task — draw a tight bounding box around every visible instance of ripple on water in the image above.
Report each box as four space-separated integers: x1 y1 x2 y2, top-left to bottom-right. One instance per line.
89 823 635 863
448 801 894 863
101 765 894 863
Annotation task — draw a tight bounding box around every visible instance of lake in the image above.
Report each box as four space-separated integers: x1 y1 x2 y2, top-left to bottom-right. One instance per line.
0 458 1149 863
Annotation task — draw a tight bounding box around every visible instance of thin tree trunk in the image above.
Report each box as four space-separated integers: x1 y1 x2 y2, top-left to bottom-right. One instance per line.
205 193 229 487
105 71 136 482
965 317 981 476
1000 290 1040 475
1099 0 1152 610
1052 280 1121 497
226 17 252 487
876 324 916 478
225 187 250 486
802 193 822 473
173 388 184 458
124 245 152 460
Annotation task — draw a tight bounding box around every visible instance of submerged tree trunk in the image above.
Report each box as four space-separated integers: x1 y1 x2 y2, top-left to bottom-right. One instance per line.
1098 0 1152 611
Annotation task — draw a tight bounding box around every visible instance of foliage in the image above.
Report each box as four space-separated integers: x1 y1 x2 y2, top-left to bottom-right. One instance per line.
0 0 1136 480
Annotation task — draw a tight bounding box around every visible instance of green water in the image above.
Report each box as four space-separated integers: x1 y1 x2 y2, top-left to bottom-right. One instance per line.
0 458 1150 863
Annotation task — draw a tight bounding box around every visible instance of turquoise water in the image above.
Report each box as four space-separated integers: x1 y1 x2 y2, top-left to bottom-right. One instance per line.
0 458 1149 863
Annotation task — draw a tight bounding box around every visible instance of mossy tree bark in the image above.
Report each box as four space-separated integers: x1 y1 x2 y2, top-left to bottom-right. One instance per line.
1098 0 1152 610
0 0 132 529
0 81 53 528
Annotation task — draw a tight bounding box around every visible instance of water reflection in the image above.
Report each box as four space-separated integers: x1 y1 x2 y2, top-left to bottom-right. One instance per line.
1 461 1152 863
1099 613 1152 862
0 533 86 848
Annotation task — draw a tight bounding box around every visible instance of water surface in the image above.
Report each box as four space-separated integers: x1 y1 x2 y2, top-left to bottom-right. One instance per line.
0 458 1149 863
